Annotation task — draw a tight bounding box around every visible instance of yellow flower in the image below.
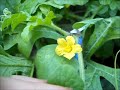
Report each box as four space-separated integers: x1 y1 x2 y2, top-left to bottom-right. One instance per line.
55 36 82 60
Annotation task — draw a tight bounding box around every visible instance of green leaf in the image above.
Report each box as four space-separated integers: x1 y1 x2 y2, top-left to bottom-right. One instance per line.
43 0 64 9
11 12 27 31
19 0 46 14
31 26 63 43
0 55 33 76
20 27 63 58
35 45 84 90
4 27 63 58
2 17 12 30
54 0 89 5
105 17 120 41
110 0 118 10
85 60 120 90
73 18 103 37
84 17 120 59
99 0 112 5
73 18 103 29
39 5 51 15
2 12 27 31
0 0 21 15
21 11 56 41
44 11 56 24
0 45 9 56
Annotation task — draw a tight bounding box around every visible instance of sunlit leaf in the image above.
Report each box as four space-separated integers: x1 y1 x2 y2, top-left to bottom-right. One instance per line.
2 12 27 31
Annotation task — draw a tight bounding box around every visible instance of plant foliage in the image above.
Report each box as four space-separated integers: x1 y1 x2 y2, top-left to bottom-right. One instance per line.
0 0 120 90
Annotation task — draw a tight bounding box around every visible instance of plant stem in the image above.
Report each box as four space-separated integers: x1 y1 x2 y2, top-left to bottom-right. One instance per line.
68 12 83 21
74 36 85 88
83 10 90 19
78 52 85 82
114 50 120 90
30 63 34 77
51 23 69 36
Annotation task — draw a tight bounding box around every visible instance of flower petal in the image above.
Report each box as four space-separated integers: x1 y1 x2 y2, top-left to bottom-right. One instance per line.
72 44 82 53
57 38 67 46
55 45 64 56
66 36 75 45
63 52 75 60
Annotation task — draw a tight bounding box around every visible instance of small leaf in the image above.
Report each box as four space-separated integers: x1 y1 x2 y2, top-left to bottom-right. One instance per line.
35 45 84 90
2 18 12 30
39 5 51 15
0 55 33 76
11 12 27 31
44 11 56 24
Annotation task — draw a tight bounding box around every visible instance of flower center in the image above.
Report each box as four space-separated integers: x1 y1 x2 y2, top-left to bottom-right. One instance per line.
64 45 72 52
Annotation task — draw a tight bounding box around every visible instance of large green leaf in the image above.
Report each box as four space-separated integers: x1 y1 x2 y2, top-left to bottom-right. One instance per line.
0 55 33 76
35 45 84 90
84 17 120 59
85 60 120 90
54 0 89 5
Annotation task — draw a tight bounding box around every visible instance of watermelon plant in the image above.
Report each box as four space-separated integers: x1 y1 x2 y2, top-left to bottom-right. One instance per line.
0 0 120 90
